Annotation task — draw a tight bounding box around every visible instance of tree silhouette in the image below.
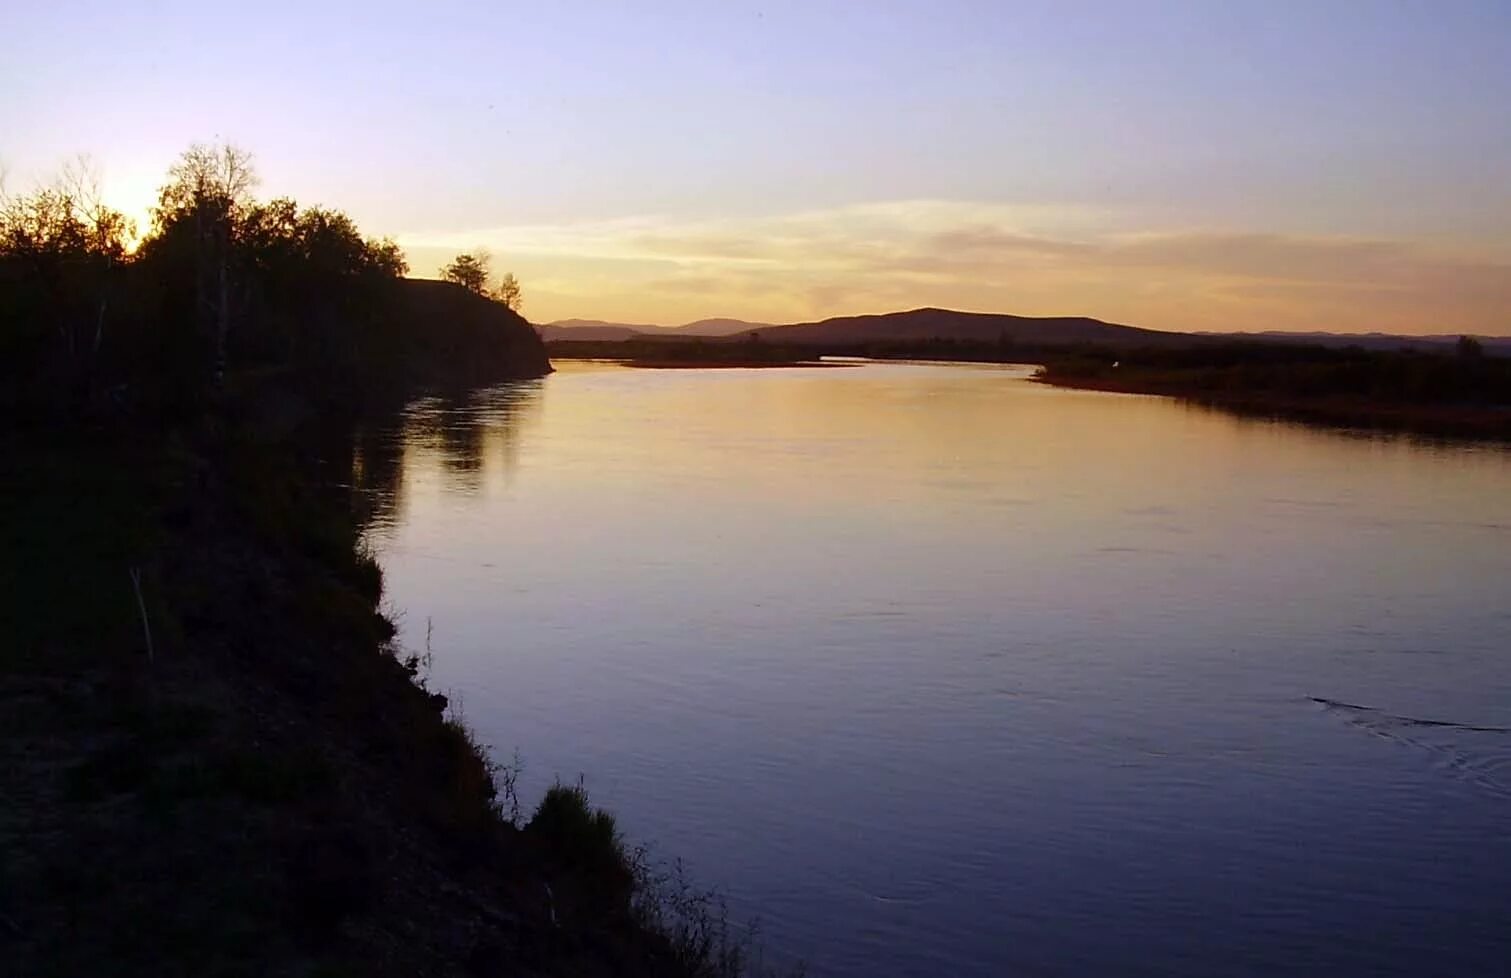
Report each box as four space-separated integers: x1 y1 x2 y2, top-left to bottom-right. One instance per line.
494 271 522 311
0 157 133 401
441 251 491 294
152 142 258 388
440 252 522 311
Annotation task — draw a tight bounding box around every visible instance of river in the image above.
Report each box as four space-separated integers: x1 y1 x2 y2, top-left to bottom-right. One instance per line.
361 360 1511 977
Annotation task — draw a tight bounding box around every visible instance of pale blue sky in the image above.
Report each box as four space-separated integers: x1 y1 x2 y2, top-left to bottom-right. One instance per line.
4 1 1509 329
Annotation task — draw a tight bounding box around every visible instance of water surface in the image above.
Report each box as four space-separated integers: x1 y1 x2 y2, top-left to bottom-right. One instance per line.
363 361 1511 977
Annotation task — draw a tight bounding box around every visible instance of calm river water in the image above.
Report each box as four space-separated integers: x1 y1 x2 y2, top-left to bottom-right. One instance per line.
362 360 1511 977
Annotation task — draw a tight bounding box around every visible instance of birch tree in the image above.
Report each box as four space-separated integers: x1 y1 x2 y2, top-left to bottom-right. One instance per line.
154 143 258 388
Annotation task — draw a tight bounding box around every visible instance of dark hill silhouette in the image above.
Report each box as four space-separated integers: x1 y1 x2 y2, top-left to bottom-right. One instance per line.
402 279 551 381
731 307 1202 348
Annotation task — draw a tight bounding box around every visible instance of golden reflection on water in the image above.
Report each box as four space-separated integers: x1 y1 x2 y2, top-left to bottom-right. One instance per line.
366 359 1508 551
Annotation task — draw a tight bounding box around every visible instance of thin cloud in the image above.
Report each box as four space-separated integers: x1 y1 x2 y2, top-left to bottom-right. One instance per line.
397 202 1511 332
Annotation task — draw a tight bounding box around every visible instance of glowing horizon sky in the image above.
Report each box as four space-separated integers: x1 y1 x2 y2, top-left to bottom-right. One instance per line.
4 1 1509 333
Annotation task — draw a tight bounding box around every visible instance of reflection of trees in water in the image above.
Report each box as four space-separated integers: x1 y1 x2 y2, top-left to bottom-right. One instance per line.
469 381 544 478
350 379 544 535
350 421 407 536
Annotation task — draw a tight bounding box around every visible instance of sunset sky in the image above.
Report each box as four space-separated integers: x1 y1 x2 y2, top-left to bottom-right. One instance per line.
4 0 1509 333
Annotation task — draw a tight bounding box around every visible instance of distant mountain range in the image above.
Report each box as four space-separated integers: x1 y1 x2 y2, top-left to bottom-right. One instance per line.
537 317 771 341
542 309 1176 348
543 309 1510 355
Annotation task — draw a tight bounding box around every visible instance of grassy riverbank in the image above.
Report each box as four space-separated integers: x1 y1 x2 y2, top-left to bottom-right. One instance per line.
1035 345 1511 441
1 399 760 977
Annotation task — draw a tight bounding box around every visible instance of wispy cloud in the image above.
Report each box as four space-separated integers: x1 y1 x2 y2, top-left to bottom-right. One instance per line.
398 201 1511 332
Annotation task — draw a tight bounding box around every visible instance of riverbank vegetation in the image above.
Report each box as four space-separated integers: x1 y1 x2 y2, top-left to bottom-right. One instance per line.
1 145 776 976
1035 340 1511 440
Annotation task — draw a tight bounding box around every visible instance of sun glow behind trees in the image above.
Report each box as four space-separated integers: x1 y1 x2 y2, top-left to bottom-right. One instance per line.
0 142 440 415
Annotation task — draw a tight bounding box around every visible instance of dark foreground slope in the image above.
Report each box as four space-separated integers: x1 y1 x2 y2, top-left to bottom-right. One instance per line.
0 416 730 978
1 251 756 972
0 385 773 976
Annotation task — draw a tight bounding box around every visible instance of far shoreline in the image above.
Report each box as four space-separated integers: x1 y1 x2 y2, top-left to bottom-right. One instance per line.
621 359 855 369
1034 371 1511 442
547 350 855 369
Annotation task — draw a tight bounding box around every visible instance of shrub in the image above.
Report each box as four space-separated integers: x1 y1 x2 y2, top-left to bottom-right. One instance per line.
525 780 639 919
527 781 631 881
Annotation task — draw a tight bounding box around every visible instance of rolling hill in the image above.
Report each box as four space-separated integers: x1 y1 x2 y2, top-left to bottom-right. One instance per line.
726 307 1202 348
